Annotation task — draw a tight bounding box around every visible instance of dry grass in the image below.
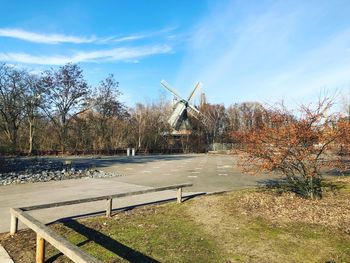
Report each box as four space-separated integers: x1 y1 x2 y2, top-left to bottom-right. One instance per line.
186 188 350 262
236 190 350 233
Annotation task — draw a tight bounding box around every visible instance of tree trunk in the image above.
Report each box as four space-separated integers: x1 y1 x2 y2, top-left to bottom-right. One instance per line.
28 120 34 155
60 142 65 154
10 124 18 153
59 126 67 154
310 177 314 199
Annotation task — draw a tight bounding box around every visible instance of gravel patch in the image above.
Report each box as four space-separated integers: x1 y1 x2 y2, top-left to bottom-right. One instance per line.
0 158 123 186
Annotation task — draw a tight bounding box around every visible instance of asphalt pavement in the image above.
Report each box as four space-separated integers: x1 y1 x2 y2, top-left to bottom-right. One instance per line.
0 154 274 233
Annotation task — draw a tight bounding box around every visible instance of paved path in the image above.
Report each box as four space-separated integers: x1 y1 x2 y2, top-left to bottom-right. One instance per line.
0 154 274 233
0 179 198 233
0 244 13 263
67 154 272 192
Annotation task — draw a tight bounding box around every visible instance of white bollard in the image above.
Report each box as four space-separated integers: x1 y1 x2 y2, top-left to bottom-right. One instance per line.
127 148 130 156
132 148 135 156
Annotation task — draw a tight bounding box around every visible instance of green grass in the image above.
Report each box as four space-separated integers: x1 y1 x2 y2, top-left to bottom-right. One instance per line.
223 215 350 262
49 204 222 262
322 177 350 194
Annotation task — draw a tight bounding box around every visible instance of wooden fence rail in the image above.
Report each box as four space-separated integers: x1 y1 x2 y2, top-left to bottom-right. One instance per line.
10 208 100 263
9 183 193 263
20 183 193 212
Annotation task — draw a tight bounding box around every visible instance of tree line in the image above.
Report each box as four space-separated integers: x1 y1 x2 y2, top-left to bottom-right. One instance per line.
0 62 274 155
0 62 349 157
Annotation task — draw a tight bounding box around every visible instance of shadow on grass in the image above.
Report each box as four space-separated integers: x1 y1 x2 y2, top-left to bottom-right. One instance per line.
325 158 350 176
47 192 206 225
46 219 160 263
257 178 291 195
325 168 350 176
257 178 345 196
45 193 205 262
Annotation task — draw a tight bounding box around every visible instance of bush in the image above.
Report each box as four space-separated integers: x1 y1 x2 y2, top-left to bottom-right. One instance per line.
235 98 346 199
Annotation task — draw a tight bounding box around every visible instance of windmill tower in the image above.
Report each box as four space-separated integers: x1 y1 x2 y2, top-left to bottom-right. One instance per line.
200 92 207 108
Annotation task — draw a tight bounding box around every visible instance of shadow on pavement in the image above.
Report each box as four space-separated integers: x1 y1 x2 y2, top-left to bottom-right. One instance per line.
1 154 198 174
51 154 198 170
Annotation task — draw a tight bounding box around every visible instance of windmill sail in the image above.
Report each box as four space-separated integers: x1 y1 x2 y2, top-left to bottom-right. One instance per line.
187 82 202 103
161 80 203 131
160 80 183 100
168 103 186 129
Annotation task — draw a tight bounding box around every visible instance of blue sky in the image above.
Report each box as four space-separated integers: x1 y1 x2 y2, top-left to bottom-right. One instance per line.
0 0 349 108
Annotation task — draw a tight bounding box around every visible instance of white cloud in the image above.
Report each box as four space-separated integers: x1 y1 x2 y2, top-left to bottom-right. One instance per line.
0 28 97 44
0 45 172 65
0 27 177 45
98 26 177 44
100 34 145 43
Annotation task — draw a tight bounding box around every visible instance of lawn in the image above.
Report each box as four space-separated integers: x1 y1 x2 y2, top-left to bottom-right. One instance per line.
1 178 350 263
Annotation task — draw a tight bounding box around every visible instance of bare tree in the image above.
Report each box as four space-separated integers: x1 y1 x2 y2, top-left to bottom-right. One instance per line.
129 98 172 151
200 103 227 146
340 88 350 122
144 99 172 151
227 102 267 132
92 74 127 151
131 103 148 149
40 63 90 153
0 64 26 151
23 74 43 154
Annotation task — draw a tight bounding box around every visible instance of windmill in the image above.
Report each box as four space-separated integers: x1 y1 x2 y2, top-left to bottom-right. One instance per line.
160 80 202 131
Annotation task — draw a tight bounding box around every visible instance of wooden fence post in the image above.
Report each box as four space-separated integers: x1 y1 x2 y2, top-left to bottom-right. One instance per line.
177 187 182 204
36 234 45 263
10 214 18 235
106 198 112 217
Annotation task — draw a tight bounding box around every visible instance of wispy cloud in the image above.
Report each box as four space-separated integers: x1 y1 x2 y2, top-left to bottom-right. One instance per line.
0 27 177 45
0 45 172 65
97 34 145 44
110 34 145 43
0 28 97 44
98 26 177 44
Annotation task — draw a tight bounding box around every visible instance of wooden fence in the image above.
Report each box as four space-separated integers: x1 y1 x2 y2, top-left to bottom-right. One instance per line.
10 183 193 263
